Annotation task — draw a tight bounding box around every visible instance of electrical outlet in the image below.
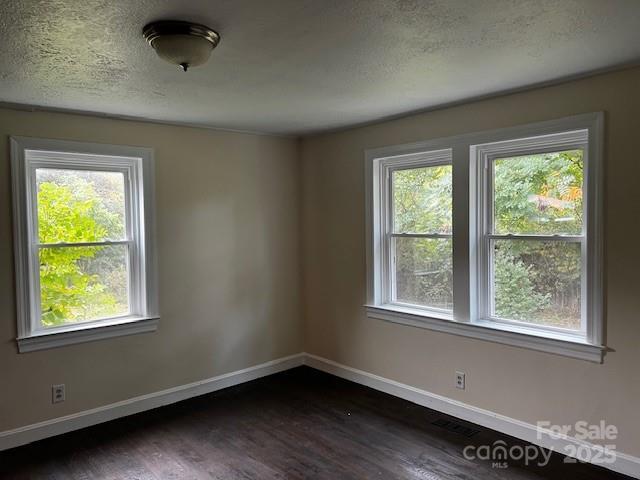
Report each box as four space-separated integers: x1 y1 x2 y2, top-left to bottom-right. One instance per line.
455 371 465 390
52 384 65 404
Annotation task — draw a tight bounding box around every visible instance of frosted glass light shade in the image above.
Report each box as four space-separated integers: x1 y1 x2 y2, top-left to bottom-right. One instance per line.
152 35 213 69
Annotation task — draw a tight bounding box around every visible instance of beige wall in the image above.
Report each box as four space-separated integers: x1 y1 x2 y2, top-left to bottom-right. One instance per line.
300 67 640 456
0 109 302 431
1 67 639 458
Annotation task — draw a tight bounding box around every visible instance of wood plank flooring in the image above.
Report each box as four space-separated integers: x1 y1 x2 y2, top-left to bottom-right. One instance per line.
0 366 632 479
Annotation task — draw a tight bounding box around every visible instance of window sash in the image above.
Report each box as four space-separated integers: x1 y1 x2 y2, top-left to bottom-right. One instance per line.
477 133 589 337
380 151 453 314
486 148 586 238
29 162 134 243
35 242 134 328
24 156 142 334
485 237 586 337
388 235 453 312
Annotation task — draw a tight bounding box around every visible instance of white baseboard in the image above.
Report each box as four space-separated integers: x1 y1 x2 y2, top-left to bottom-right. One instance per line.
303 353 640 479
2 351 638 479
0 353 305 452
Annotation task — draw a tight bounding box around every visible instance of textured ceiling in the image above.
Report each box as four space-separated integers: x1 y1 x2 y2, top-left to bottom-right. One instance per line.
1 0 639 135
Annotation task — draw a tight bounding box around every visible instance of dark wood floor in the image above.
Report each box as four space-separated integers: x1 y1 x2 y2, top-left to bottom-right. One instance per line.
0 366 631 479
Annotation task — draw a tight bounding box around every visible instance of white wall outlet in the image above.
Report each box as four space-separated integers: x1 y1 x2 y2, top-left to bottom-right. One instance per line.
455 371 465 390
52 384 65 403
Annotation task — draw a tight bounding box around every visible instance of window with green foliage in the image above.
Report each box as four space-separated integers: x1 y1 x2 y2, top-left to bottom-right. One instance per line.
37 169 130 326
370 148 453 317
12 137 158 352
490 150 584 329
481 141 588 334
392 164 452 311
368 116 603 359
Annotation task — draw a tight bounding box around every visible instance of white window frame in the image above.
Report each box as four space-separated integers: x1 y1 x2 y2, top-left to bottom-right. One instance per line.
475 130 590 340
376 149 453 319
365 113 604 362
11 137 159 353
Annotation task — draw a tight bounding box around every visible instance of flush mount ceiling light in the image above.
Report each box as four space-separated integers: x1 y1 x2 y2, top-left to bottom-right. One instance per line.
143 20 220 72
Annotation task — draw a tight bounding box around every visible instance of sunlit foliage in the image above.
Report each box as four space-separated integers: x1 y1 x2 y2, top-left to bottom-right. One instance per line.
37 171 128 326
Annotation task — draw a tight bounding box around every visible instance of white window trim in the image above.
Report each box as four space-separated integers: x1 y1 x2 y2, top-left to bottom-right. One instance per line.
365 113 605 363
11 137 160 353
376 148 453 318
475 129 590 339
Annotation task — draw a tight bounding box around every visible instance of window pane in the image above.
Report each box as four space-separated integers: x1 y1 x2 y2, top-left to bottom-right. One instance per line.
493 150 583 235
394 237 452 311
37 169 126 243
39 245 129 327
492 240 581 330
393 165 452 234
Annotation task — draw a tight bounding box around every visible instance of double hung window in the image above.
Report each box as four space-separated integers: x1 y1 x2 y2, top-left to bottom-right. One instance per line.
11 137 159 352
366 114 603 361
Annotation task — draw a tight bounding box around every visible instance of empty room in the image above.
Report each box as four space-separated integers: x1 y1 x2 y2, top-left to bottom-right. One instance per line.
0 1 639 479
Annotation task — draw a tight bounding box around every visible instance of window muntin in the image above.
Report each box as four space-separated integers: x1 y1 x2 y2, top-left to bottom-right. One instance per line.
381 151 453 314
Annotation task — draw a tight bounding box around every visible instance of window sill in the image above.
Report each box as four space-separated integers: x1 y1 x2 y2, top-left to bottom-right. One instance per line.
17 316 159 353
365 305 605 363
